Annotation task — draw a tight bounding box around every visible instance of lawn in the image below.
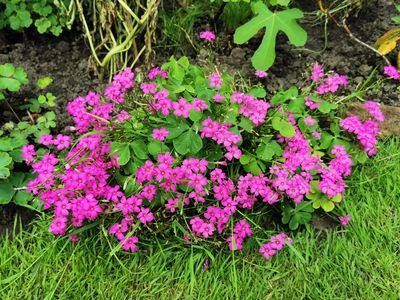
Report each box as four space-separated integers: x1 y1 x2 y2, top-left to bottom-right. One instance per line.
1 138 399 299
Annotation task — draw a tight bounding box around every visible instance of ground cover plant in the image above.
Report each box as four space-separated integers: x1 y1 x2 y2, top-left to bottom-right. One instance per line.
20 38 391 260
1 137 399 298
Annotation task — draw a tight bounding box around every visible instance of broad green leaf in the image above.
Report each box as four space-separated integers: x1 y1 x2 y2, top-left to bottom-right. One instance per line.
0 64 15 77
0 167 10 178
234 2 307 70
166 125 189 140
0 182 15 204
270 0 291 6
256 143 274 160
321 199 335 212
0 152 12 167
238 117 254 132
189 110 203 122
13 67 28 84
317 101 338 113
173 129 203 155
147 141 170 157
15 190 33 205
0 77 20 92
239 154 252 165
130 140 148 160
0 139 12 151
249 87 266 98
243 159 265 175
272 117 295 137
110 142 131 166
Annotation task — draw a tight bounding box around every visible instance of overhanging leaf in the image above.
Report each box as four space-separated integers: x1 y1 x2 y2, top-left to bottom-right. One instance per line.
234 2 307 70
374 28 400 55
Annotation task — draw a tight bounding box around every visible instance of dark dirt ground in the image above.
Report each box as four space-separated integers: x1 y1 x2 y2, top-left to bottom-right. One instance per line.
0 0 399 233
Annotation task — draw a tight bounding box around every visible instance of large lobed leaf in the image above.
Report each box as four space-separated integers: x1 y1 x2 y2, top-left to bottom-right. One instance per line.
234 1 307 70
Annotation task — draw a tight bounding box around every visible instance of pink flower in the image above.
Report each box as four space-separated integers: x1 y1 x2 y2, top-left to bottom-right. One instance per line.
384 66 399 80
122 236 139 252
312 131 321 139
39 134 54 146
116 110 130 123
54 134 72 150
255 70 268 78
173 98 192 118
152 127 170 141
364 101 384 122
305 96 321 110
339 214 351 225
212 94 224 103
21 144 36 164
138 207 154 224
199 31 216 42
304 116 316 126
192 98 208 111
209 72 223 90
311 63 324 82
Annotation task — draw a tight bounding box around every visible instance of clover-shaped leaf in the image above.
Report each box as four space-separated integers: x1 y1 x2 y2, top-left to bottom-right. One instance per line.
234 1 307 70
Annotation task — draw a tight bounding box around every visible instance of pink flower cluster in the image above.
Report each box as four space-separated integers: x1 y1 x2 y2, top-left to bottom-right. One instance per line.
340 102 382 156
310 63 347 94
147 67 168 80
104 68 135 103
231 91 271 126
200 117 241 152
364 100 384 122
259 233 293 260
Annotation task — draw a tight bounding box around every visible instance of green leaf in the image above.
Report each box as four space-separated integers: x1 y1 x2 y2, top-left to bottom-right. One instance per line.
287 97 306 114
166 125 189 140
173 129 203 155
0 167 10 179
0 77 21 92
256 143 274 160
130 140 148 160
289 211 312 230
234 2 307 70
239 154 252 165
317 101 338 113
13 67 28 84
238 118 254 132
15 190 33 205
0 152 12 168
8 172 24 187
35 18 51 34
270 0 291 6
249 87 266 98
189 110 203 122
110 142 131 166
243 159 265 175
272 117 295 137
321 199 335 212
391 16 400 24
0 182 15 204
37 77 53 89
0 64 15 77
0 139 13 151
147 141 170 157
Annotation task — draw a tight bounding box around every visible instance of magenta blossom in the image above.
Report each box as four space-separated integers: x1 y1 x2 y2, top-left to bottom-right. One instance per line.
152 127 170 141
199 31 216 42
339 214 351 225
384 66 399 80
255 70 268 78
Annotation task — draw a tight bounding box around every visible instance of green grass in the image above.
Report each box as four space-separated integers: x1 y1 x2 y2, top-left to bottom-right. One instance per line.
1 138 399 299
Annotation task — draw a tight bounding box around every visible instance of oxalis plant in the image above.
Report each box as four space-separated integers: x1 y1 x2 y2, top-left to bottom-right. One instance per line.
23 47 384 259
